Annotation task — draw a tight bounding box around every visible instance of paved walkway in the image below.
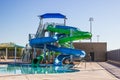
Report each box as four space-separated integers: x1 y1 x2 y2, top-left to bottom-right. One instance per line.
0 62 118 80
99 62 120 79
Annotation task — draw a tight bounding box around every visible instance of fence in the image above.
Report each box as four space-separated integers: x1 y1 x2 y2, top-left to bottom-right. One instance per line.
107 49 120 61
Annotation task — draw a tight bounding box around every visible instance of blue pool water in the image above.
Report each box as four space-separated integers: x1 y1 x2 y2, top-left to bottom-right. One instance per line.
0 64 79 74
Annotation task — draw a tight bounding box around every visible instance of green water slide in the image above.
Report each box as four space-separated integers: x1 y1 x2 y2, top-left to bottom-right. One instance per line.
31 51 59 67
32 54 44 67
47 25 92 44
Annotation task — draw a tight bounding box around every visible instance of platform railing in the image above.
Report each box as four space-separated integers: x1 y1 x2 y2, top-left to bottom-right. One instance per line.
29 34 36 40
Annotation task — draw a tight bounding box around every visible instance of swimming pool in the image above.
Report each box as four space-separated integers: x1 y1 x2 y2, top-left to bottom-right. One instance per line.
0 64 79 74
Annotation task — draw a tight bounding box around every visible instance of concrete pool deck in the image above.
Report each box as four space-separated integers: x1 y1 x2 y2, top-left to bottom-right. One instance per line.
0 61 119 80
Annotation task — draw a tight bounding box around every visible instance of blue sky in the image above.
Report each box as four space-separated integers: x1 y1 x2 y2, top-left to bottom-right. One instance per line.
0 0 120 50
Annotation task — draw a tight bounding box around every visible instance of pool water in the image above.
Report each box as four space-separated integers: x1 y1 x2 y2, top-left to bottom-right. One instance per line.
0 64 79 74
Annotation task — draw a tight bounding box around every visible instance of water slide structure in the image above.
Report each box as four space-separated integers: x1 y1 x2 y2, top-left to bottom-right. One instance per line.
31 54 44 67
29 13 92 66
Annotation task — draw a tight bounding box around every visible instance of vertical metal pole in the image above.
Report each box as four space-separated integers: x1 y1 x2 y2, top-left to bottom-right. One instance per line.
29 34 32 41
5 48 8 60
14 47 16 73
48 50 50 63
40 17 43 25
70 29 73 63
48 31 51 63
90 20 92 42
89 17 94 42
15 47 17 63
33 48 36 59
64 19 66 26
43 44 46 63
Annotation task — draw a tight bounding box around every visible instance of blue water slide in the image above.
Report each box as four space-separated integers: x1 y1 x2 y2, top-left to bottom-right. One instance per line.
53 48 86 66
29 37 86 66
47 45 86 57
30 37 57 47
54 54 70 66
47 45 86 66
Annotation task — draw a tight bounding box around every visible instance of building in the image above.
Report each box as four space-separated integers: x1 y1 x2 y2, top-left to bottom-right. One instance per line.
73 42 107 62
0 42 24 60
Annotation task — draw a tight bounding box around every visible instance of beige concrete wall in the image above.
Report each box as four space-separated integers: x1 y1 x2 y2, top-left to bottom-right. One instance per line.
73 42 107 61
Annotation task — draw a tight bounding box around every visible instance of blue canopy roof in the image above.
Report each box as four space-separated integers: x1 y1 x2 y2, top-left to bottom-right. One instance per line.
38 13 67 19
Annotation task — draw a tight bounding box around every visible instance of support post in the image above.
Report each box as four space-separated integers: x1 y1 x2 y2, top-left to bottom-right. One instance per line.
48 50 50 63
89 17 94 42
5 48 8 60
33 48 36 59
70 29 73 63
64 18 66 26
14 47 17 63
43 44 46 63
